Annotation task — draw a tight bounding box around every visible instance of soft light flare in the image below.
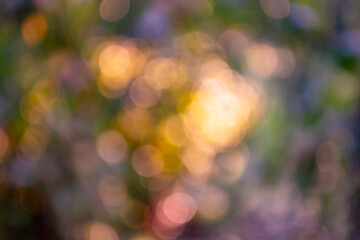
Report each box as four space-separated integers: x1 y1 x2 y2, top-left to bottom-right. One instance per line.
96 130 127 164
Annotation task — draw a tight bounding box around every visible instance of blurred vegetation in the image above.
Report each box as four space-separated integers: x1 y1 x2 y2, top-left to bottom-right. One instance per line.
0 0 360 239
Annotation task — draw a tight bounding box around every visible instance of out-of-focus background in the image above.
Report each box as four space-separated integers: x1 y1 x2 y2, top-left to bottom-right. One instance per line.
0 0 359 239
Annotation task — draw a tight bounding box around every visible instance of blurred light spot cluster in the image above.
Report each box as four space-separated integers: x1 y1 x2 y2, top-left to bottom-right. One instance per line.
0 0 358 239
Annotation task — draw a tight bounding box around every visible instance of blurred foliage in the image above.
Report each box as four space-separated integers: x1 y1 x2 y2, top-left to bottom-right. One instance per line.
0 0 360 239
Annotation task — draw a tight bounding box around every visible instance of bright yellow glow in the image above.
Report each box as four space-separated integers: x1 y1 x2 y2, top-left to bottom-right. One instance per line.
21 13 48 46
184 75 258 148
99 45 130 78
260 0 291 19
97 41 148 94
100 0 130 22
132 145 164 177
96 130 127 164
246 44 278 77
98 176 127 207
